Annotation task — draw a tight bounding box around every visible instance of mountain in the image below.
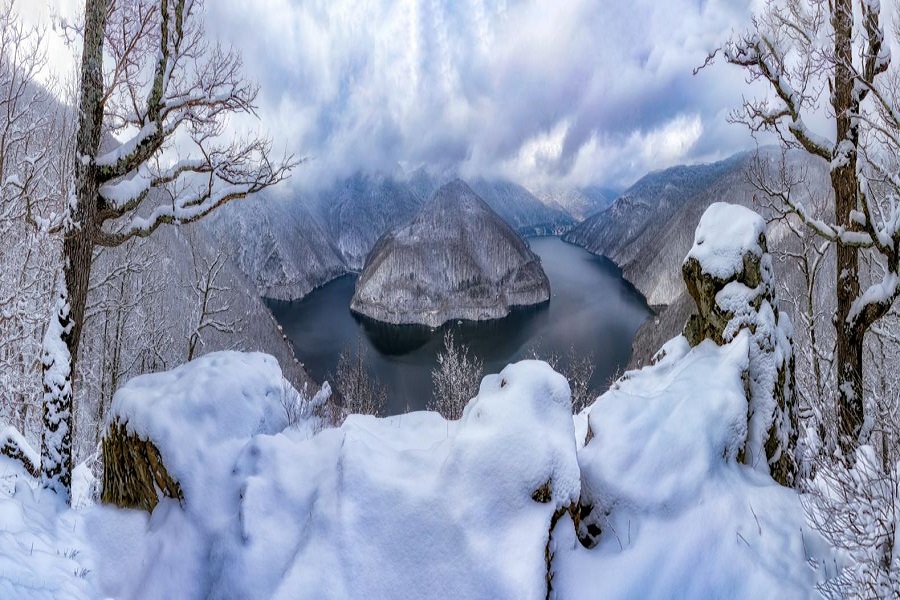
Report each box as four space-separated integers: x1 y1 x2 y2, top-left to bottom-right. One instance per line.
214 172 579 303
535 186 617 221
564 152 754 306
468 178 576 235
313 173 425 270
408 169 577 235
563 148 831 366
206 196 346 301
350 179 551 327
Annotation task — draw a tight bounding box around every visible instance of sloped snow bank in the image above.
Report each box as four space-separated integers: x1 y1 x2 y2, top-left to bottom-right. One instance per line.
105 351 292 506
0 457 94 600
94 355 579 599
553 334 836 598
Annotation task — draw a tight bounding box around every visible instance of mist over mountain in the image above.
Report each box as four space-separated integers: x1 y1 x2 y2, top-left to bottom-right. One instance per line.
535 186 618 221
350 180 551 327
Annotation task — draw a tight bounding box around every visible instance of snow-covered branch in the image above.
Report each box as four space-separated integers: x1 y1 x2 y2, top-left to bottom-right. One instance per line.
96 137 293 246
723 16 833 161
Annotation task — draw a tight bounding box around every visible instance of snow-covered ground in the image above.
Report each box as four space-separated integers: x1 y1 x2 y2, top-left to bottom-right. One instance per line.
0 346 838 598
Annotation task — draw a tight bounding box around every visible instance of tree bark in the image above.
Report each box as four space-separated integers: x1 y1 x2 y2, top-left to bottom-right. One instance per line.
830 0 866 455
40 0 107 497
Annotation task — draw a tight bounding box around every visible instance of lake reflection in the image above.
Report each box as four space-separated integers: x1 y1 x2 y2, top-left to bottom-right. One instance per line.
268 237 652 414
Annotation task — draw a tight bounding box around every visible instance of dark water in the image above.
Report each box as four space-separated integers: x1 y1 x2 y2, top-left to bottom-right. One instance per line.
268 237 652 414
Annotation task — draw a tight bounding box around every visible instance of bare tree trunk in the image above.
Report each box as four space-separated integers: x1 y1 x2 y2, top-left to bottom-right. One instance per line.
40 0 107 497
830 0 866 455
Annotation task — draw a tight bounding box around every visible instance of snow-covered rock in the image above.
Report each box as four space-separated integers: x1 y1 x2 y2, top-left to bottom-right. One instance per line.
0 346 840 597
101 351 292 510
350 179 551 327
682 202 798 486
557 334 832 598
92 357 579 599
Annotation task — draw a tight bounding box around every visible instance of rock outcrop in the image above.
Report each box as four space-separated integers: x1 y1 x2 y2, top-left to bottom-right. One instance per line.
681 202 798 486
350 179 551 327
101 352 292 511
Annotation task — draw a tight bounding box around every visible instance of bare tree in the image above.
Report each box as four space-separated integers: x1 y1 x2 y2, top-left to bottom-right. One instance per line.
36 0 297 500
78 236 171 454
429 331 483 420
185 231 238 361
0 3 65 446
706 0 900 455
334 338 386 418
526 343 598 414
805 447 900 597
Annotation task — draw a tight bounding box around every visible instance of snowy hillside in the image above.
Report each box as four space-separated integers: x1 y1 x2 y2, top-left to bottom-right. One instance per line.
564 151 756 306
563 148 831 367
350 180 551 326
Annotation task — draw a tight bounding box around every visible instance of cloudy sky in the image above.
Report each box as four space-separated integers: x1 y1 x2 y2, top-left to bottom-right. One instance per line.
29 0 768 192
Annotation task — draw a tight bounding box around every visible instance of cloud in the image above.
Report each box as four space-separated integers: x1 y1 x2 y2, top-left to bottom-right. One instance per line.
30 0 765 191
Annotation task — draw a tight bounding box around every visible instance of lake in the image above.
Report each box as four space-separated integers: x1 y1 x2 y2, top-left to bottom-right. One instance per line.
268 236 652 414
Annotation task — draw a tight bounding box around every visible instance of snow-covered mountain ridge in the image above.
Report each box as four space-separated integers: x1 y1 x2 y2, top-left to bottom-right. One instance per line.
350 180 551 327
563 148 831 367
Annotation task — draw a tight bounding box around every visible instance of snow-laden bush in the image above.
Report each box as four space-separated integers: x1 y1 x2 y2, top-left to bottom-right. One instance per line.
429 331 483 419
806 446 900 598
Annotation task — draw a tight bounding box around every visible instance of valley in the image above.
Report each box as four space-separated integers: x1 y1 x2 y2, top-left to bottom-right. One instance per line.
269 236 651 413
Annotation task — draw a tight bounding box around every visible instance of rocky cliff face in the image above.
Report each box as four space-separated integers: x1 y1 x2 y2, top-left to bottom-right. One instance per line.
350 180 551 327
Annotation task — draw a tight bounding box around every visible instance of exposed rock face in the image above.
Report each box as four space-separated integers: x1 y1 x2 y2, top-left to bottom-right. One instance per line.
101 422 184 511
350 180 551 327
681 203 798 486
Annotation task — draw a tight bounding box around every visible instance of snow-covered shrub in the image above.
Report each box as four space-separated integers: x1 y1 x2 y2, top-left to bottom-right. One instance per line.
280 379 332 431
682 202 798 486
334 340 386 418
429 331 483 419
806 446 900 597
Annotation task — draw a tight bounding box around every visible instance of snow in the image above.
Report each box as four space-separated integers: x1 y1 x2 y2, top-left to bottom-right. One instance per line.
686 202 766 280
40 287 74 500
93 356 578 599
106 351 291 508
0 348 839 597
0 427 38 472
0 458 93 600
555 334 834 598
94 122 158 168
848 271 900 325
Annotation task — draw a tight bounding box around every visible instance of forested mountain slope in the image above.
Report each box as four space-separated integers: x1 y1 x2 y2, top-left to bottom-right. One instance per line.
563 148 831 366
213 172 578 302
